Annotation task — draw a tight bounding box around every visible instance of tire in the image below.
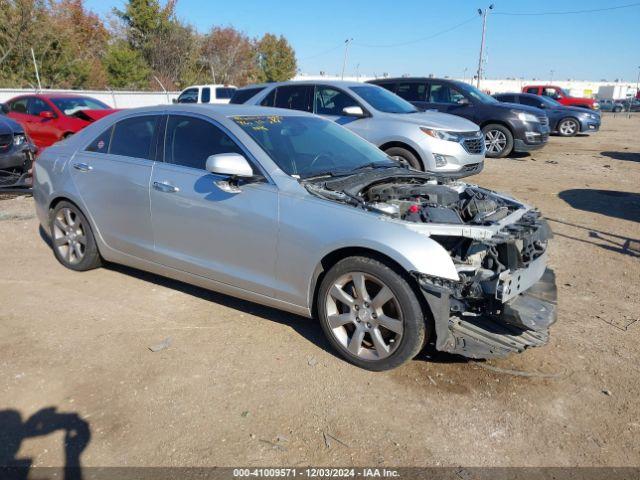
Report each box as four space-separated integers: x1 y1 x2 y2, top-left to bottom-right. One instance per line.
482 124 514 158
383 146 422 171
557 117 579 137
317 255 427 371
49 201 102 271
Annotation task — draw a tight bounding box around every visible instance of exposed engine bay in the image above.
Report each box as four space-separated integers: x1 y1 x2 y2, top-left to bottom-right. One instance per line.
304 168 557 359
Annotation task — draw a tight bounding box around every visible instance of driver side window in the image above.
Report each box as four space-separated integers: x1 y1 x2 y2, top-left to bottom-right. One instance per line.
543 88 559 99
164 115 247 171
428 84 466 104
27 98 53 116
314 86 358 115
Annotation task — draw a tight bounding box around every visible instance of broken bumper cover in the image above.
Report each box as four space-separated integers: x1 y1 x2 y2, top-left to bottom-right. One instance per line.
418 268 557 359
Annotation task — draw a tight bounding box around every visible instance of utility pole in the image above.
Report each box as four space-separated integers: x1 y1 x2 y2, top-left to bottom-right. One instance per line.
476 5 493 89
636 66 640 98
31 48 41 92
341 38 353 80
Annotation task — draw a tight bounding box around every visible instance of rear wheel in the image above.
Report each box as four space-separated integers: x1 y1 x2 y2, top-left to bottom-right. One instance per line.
482 124 514 158
383 146 422 170
50 201 101 271
557 117 579 137
317 256 427 371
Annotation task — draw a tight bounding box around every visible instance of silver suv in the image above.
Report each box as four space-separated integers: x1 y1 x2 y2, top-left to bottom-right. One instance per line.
231 81 485 178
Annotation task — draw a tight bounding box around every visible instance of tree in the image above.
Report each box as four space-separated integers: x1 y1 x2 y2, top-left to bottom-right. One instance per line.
255 33 297 83
200 27 257 86
103 40 149 89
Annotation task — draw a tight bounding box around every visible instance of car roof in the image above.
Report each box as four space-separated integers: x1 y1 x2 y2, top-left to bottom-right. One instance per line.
236 80 367 90
182 84 237 89
368 77 461 83
106 103 316 118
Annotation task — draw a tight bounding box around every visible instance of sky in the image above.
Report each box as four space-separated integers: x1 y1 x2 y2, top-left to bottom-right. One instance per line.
85 0 640 82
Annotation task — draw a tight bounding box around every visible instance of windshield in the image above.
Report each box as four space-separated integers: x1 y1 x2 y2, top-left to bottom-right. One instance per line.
538 95 562 107
349 85 418 113
233 115 395 179
454 82 498 104
50 97 109 115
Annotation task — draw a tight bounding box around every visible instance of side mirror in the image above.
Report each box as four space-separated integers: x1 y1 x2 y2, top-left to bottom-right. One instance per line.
39 110 55 119
172 98 177 104
206 153 253 178
342 106 365 117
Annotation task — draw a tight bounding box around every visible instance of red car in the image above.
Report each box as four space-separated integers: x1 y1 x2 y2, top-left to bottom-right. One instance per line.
4 93 117 149
522 85 599 110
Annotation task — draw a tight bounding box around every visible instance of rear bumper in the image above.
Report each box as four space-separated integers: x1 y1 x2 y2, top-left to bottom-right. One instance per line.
418 265 557 359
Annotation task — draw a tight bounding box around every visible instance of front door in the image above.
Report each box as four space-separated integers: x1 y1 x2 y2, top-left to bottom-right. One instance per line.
313 85 369 137
70 114 160 260
149 113 278 296
424 82 476 122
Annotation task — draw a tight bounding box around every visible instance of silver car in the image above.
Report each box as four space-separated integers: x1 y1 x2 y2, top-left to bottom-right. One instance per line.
33 104 556 370
232 81 485 178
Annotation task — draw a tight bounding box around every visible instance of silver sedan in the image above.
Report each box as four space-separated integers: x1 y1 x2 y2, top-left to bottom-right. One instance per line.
33 104 556 370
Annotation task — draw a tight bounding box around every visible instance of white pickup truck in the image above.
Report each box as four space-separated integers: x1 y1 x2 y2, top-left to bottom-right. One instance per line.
174 84 237 105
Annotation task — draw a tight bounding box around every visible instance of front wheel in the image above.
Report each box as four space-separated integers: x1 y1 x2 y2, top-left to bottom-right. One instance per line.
383 146 422 171
557 117 579 137
317 256 427 371
482 124 514 158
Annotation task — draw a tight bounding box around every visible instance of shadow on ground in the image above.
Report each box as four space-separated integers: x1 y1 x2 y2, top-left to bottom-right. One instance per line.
547 217 640 258
0 407 90 480
601 151 640 163
558 189 640 223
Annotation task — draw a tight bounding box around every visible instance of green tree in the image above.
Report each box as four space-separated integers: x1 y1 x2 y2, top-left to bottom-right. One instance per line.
103 40 150 89
255 33 297 83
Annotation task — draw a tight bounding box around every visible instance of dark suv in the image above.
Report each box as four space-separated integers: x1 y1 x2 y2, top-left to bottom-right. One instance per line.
0 103 36 181
369 78 550 158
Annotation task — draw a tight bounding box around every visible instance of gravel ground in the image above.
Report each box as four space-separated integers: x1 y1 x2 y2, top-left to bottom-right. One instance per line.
0 113 639 468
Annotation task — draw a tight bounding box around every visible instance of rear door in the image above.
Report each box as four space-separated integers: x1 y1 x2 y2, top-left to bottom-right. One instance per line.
149 113 278 296
70 114 160 260
263 85 314 112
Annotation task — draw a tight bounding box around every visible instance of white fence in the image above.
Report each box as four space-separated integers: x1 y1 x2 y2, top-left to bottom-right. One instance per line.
0 88 179 109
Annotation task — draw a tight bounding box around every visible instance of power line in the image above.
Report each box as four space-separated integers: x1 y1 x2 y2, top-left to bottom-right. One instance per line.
494 2 640 16
299 44 344 61
352 15 480 49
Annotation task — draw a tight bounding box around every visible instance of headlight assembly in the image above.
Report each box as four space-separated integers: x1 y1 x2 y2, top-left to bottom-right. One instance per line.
420 127 462 142
516 112 540 123
13 133 27 146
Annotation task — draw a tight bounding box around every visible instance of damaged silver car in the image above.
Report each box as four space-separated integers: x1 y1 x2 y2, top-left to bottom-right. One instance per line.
33 105 556 371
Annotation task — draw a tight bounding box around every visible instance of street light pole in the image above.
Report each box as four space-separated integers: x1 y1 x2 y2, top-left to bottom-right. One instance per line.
341 38 353 80
476 5 493 89
636 66 640 98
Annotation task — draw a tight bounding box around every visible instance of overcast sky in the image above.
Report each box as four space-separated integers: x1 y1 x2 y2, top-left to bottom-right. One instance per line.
85 0 640 82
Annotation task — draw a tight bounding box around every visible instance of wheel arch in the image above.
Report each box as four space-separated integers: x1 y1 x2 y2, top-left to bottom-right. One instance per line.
479 119 514 134
379 141 424 170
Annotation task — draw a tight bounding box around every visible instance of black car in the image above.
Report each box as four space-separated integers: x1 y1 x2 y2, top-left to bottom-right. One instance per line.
0 103 36 186
493 93 601 137
368 77 550 158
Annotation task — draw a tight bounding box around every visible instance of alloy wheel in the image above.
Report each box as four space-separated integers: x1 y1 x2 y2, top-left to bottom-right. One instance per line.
325 271 403 360
559 119 577 135
484 130 507 154
52 207 87 265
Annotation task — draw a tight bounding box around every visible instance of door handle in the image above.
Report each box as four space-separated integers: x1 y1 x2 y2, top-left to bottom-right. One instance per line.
153 181 180 193
72 162 93 172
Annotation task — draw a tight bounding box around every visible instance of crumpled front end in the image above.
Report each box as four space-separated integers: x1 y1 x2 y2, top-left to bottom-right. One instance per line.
416 212 557 359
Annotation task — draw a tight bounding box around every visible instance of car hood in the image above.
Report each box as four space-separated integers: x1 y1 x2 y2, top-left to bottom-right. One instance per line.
0 114 23 135
494 102 546 116
379 110 479 132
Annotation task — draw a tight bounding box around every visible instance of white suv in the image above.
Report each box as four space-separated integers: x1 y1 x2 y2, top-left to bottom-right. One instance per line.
175 84 237 105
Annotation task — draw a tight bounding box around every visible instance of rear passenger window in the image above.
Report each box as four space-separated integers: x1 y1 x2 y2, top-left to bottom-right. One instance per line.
109 116 158 160
273 85 313 112
230 87 266 104
201 88 211 103
525 87 538 94
164 115 245 171
396 83 426 102
86 127 113 153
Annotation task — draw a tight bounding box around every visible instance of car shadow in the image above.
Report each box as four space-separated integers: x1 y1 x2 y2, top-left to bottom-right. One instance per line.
505 151 531 160
601 151 640 163
547 217 640 258
105 262 334 356
0 407 90 480
558 189 640 223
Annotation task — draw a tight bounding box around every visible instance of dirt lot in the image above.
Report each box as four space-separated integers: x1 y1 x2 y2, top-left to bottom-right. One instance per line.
1 114 639 469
